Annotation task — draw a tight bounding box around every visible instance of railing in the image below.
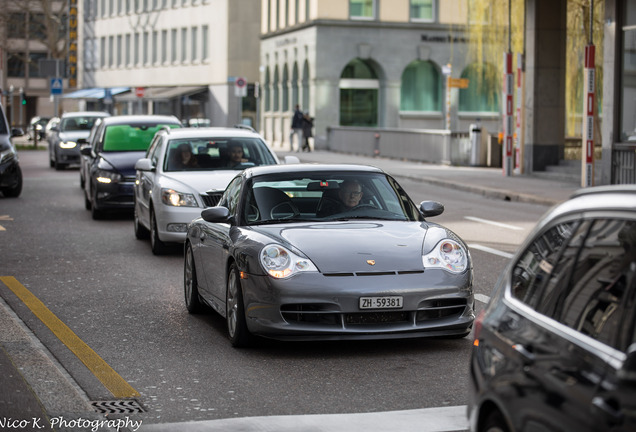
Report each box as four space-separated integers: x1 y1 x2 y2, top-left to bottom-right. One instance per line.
613 144 636 184
326 126 500 166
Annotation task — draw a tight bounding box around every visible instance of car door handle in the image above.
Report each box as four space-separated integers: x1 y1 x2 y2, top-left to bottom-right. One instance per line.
592 396 623 425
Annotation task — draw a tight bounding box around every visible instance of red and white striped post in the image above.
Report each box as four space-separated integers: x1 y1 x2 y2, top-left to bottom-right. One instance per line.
582 44 595 187
503 52 514 176
514 53 524 174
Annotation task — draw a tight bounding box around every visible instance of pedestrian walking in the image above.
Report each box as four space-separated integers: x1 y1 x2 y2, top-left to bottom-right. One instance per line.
302 112 313 152
290 104 304 152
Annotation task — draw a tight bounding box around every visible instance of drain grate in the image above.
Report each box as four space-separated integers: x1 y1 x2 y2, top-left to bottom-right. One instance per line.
91 400 145 415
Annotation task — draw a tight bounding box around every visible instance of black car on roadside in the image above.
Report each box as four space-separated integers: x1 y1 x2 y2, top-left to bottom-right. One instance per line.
82 115 181 219
468 185 636 432
0 104 24 198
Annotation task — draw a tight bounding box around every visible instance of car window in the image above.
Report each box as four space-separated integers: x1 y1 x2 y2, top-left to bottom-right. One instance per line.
102 124 179 152
242 172 422 224
163 137 277 172
61 116 103 132
146 135 163 165
513 217 636 351
219 176 242 215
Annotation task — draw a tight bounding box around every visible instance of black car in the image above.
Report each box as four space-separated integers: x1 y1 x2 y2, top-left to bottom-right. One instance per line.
82 115 181 219
468 185 636 432
0 104 24 198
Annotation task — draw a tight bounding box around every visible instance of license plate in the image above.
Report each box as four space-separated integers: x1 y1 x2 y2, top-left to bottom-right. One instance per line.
359 296 403 310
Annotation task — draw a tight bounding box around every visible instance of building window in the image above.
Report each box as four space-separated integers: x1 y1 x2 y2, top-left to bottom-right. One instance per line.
621 1 636 140
339 58 378 126
171 29 177 62
161 30 168 63
458 63 500 113
282 65 289 111
264 67 271 111
302 60 310 110
401 60 442 111
100 36 106 68
273 66 280 111
201 25 208 60
117 35 122 67
143 31 149 64
410 0 433 21
134 32 140 65
291 63 299 107
181 27 187 62
125 34 131 66
152 31 158 64
108 35 114 67
350 0 374 20
191 26 198 61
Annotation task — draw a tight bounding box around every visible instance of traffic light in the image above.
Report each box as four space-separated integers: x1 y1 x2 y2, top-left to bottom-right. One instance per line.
20 88 25 105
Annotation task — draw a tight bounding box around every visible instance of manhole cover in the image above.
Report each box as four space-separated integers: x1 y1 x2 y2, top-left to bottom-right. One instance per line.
91 400 145 415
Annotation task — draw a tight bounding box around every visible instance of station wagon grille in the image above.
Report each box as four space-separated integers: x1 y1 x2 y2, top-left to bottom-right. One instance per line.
280 298 467 327
200 192 223 207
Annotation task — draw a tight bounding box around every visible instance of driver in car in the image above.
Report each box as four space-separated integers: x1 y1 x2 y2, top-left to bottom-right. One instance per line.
317 180 363 217
226 141 249 168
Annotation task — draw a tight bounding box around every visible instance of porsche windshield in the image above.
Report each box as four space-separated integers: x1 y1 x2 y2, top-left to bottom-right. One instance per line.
244 172 423 224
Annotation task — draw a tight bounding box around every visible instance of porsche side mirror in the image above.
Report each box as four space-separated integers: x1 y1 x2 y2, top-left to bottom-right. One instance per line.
284 155 300 164
201 206 231 223
135 158 154 172
419 201 444 217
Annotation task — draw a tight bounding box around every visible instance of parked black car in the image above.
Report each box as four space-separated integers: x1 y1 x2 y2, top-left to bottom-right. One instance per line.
81 115 181 219
0 104 24 198
468 185 636 432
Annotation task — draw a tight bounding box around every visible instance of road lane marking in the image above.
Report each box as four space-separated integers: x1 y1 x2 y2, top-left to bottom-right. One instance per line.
464 216 524 231
468 243 515 259
475 293 490 304
0 276 139 398
0 215 13 231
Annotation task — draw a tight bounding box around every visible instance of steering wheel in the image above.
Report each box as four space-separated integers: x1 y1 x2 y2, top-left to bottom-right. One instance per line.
352 204 376 210
270 202 300 220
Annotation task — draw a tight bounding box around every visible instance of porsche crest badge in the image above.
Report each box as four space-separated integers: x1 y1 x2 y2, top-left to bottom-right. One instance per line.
366 260 376 266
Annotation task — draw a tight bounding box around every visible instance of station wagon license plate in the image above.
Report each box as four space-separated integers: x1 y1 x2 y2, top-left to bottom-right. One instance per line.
359 296 403 309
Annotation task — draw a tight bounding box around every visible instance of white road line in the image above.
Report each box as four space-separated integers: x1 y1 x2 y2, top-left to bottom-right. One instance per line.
464 216 524 231
468 243 515 259
140 405 469 432
475 294 490 304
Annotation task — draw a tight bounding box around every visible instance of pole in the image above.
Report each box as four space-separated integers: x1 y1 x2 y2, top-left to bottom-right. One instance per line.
503 52 514 176
581 1 595 187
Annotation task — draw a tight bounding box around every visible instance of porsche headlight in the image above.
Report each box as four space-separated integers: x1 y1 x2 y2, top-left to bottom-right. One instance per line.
95 169 122 184
59 141 77 149
423 239 467 273
161 188 198 207
260 244 318 279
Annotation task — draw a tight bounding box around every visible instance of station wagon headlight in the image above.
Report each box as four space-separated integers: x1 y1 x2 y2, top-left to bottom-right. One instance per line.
260 244 318 278
423 239 467 273
161 188 198 207
59 141 77 149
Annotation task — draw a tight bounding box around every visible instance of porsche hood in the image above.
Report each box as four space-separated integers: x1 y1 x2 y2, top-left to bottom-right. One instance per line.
255 221 429 273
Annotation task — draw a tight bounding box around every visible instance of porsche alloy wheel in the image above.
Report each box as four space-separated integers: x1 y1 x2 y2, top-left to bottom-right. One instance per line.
226 263 252 348
184 244 203 313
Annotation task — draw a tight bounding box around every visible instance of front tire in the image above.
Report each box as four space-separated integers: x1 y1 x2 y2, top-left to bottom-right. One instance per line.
481 410 510 432
150 209 169 255
226 263 252 348
1 165 22 197
184 244 204 313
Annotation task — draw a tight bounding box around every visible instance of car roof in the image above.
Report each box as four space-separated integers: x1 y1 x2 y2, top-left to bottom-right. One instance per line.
61 111 110 118
546 185 636 222
101 115 181 125
243 163 385 178
162 127 263 140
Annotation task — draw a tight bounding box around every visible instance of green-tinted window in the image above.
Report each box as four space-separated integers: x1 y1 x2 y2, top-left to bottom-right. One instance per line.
340 58 378 127
401 60 442 111
350 0 374 19
458 63 500 113
411 0 433 21
103 124 180 152
342 58 377 79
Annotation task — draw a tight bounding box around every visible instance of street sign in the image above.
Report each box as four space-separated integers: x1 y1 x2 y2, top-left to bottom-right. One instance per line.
235 77 247 97
135 87 145 98
448 78 469 89
50 78 63 95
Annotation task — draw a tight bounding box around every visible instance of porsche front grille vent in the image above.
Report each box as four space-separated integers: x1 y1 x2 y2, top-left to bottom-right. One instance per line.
323 270 424 277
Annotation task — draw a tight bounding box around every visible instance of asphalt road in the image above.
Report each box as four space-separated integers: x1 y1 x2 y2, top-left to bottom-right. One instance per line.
0 149 549 430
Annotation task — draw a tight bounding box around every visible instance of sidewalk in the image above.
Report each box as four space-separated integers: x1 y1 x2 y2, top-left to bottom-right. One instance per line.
278 150 581 206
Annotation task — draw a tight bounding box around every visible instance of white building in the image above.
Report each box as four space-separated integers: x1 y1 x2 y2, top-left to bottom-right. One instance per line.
73 0 261 127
